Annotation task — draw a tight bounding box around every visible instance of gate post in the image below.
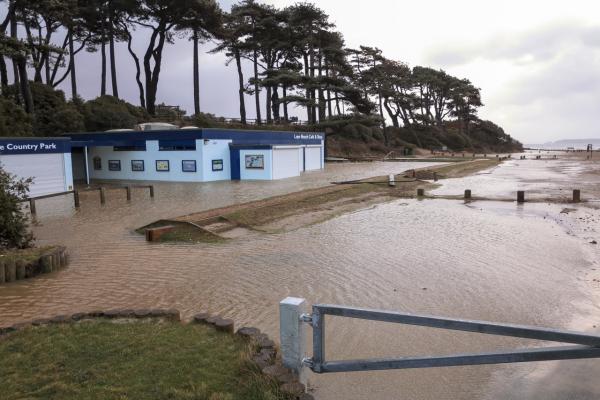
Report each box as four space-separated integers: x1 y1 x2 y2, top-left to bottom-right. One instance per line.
280 297 307 377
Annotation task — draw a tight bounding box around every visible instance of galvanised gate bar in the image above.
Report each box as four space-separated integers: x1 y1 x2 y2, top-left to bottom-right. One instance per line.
279 298 600 377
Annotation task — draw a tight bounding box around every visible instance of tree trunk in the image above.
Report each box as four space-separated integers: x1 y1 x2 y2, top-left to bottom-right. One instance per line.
283 85 288 121
146 30 167 116
317 56 325 122
271 87 279 121
309 49 316 123
234 49 246 124
109 24 119 98
100 38 107 96
253 48 261 124
17 58 33 113
192 30 200 115
68 30 78 98
303 52 311 123
383 99 399 128
0 57 7 91
9 5 19 104
125 27 145 108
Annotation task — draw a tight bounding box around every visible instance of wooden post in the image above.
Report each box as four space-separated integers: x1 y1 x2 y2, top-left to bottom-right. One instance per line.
41 255 53 273
149 185 155 198
16 260 26 280
126 186 132 201
433 172 438 182
417 188 425 197
73 190 80 208
412 170 416 178
465 189 472 199
100 187 106 204
0 259 6 284
29 199 36 215
517 191 525 203
6 259 16 282
573 190 581 203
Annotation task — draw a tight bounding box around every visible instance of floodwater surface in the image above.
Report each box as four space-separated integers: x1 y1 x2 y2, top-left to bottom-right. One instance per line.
1 158 599 399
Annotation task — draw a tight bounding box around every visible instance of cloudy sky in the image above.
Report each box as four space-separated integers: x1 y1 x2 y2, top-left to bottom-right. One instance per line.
27 0 600 144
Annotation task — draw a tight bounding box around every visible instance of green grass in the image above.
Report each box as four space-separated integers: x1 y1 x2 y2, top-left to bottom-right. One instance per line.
135 221 226 244
0 320 287 400
0 246 54 264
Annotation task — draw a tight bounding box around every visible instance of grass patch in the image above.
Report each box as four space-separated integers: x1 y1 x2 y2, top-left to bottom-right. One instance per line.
0 246 55 264
0 320 288 400
136 221 226 244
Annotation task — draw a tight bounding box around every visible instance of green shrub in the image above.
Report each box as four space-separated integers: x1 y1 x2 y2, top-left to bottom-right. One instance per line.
0 165 33 250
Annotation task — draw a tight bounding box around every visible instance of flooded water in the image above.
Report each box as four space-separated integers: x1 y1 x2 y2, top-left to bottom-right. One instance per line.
1 158 600 399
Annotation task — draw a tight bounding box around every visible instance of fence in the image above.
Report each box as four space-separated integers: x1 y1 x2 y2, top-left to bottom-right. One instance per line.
280 298 600 378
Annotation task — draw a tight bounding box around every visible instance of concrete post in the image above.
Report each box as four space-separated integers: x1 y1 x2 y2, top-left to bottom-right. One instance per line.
100 187 106 204
126 186 132 201
388 174 395 187
465 189 472 199
29 199 36 216
573 190 581 203
73 190 80 208
517 191 525 203
280 297 307 380
417 188 425 197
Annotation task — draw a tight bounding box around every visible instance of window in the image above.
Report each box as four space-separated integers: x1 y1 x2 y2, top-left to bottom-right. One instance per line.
182 160 196 172
158 140 196 151
108 160 121 171
93 157 102 170
156 160 170 172
245 154 264 169
212 159 224 171
131 160 144 172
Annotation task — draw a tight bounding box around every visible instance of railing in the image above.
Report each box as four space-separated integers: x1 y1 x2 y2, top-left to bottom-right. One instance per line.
279 298 600 378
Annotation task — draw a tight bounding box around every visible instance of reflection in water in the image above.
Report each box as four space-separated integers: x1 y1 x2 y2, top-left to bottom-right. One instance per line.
1 160 599 399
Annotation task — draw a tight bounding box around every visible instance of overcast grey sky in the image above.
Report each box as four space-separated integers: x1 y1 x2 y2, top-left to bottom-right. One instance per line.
40 0 600 143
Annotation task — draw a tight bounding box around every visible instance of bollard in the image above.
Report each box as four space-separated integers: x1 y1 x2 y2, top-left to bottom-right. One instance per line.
472 153 475 158
433 172 438 182
5 259 16 282
417 188 425 197
100 187 106 204
149 185 155 198
484 154 487 158
16 260 26 280
126 185 132 201
74 190 80 208
412 170 416 178
465 189 472 199
517 191 525 203
388 174 395 187
573 189 581 203
29 199 37 216
496 154 499 158
280 297 307 384
0 259 5 284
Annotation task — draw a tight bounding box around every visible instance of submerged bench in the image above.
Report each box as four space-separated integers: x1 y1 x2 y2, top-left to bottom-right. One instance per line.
145 226 174 242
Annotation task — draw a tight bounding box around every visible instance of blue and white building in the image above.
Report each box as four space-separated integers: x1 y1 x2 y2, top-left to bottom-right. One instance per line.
0 129 325 196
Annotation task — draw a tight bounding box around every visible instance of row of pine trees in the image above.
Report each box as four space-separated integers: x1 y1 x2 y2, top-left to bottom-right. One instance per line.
0 0 485 140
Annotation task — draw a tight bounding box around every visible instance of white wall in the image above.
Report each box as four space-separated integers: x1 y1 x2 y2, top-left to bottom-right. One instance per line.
201 139 232 181
273 147 301 180
87 140 204 182
305 146 322 171
240 149 272 180
0 153 71 196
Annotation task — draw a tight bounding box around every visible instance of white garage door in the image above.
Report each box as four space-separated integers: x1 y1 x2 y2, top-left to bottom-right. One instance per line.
273 148 300 180
0 153 66 197
305 147 322 171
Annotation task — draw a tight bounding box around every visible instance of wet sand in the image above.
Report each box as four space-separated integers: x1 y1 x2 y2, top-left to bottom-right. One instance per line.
1 155 599 399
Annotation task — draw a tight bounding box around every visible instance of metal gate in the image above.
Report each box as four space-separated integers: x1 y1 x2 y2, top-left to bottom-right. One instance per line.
279 298 600 376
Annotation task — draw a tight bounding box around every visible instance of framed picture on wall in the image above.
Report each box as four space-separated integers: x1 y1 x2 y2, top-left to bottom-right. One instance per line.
93 157 102 170
131 160 144 172
156 160 170 172
245 154 264 169
108 160 121 171
182 160 197 172
212 159 223 171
